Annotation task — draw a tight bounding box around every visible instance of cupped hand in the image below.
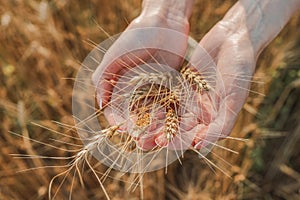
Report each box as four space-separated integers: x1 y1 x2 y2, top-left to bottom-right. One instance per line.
92 10 192 150
186 0 300 151
188 20 257 150
92 13 190 108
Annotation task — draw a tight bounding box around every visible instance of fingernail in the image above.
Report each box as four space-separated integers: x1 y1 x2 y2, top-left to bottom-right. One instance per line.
98 97 103 110
194 141 202 149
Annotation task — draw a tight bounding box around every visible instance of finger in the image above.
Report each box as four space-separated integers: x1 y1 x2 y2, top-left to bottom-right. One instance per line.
137 136 157 151
193 91 247 151
135 118 167 151
92 49 153 108
198 21 238 60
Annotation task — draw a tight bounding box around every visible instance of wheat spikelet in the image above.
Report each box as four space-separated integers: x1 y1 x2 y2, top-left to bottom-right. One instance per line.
180 66 210 93
135 107 151 127
164 108 179 142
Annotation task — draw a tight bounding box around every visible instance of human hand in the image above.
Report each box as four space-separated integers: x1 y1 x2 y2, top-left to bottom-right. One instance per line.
92 0 194 108
187 21 256 150
92 0 194 149
187 0 300 150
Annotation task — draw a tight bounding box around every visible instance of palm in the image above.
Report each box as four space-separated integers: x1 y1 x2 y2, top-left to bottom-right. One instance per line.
188 22 257 148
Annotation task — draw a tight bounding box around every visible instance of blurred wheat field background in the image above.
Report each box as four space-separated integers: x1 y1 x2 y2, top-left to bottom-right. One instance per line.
0 0 300 199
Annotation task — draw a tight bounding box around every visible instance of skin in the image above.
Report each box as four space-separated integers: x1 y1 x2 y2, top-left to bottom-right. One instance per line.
92 0 300 150
92 0 194 107
190 0 300 148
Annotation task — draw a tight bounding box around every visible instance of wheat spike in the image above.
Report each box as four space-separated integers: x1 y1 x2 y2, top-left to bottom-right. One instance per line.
180 67 209 93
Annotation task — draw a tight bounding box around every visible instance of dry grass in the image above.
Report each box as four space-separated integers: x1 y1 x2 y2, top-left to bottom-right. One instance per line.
0 0 300 199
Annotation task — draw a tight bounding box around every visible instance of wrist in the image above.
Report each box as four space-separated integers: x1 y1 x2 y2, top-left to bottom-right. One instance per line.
140 0 194 24
221 0 300 56
243 0 300 55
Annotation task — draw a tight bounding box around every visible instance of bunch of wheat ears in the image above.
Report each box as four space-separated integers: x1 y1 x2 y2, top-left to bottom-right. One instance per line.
12 34 251 200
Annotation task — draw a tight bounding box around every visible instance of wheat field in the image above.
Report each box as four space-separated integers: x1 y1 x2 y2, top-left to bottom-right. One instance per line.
0 1 300 199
